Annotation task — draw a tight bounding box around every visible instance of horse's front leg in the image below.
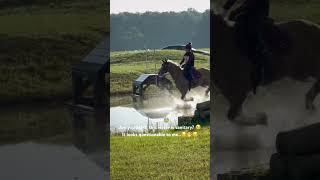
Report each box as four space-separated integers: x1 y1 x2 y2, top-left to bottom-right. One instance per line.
181 93 186 100
205 87 210 97
227 91 267 125
181 89 194 101
305 80 320 111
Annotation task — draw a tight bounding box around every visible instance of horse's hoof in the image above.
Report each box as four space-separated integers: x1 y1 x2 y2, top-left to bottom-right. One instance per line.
232 113 268 126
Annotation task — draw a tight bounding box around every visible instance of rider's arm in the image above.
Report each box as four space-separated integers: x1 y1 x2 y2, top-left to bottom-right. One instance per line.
179 57 184 65
223 0 237 10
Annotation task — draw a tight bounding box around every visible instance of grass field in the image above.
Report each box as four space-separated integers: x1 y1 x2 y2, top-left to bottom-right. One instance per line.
270 0 320 24
213 0 320 24
0 1 108 105
110 127 210 180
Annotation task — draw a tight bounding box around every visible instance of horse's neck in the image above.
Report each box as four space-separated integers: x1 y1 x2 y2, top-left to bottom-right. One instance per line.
212 16 253 85
213 19 234 47
167 63 183 82
213 18 241 63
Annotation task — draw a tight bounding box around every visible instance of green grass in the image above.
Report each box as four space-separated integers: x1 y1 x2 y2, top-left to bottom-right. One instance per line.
110 128 210 180
0 104 72 144
0 2 108 105
270 1 320 24
0 9 108 36
213 0 320 24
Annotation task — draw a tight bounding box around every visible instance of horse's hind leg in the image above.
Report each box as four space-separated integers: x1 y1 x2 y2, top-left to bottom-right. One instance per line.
227 92 247 120
305 80 320 111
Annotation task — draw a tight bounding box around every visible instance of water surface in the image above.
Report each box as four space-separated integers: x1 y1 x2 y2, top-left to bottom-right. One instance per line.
0 103 108 179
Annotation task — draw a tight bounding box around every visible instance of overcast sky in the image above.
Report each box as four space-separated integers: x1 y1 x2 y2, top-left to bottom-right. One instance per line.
110 0 210 14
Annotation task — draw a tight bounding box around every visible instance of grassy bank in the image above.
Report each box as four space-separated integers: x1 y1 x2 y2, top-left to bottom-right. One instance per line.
270 0 320 24
213 0 320 24
0 103 72 144
110 127 210 180
0 1 108 105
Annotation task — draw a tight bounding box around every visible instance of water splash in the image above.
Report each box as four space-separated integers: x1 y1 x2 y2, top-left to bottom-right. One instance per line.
110 87 210 133
213 78 320 149
212 78 320 177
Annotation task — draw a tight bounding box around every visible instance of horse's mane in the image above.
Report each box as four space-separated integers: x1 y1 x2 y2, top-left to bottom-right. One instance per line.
167 60 180 66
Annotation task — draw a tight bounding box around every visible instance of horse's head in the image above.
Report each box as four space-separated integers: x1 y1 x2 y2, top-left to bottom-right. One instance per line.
158 59 170 77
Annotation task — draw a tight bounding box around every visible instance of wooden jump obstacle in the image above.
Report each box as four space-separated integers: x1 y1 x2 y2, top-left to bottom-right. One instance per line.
70 37 109 173
270 123 320 180
72 37 109 108
132 74 173 100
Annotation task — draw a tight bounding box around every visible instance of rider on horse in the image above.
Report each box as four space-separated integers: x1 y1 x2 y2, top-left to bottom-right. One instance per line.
180 42 195 90
222 0 270 93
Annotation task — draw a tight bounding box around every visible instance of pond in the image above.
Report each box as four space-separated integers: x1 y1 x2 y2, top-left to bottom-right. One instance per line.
110 89 209 133
0 102 107 179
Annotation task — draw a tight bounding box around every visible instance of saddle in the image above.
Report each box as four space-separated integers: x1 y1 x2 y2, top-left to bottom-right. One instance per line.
263 18 291 55
182 67 202 90
192 68 202 79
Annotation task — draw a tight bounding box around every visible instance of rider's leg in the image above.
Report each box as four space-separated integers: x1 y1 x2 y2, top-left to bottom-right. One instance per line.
248 21 269 93
183 67 192 90
234 20 266 93
189 67 195 84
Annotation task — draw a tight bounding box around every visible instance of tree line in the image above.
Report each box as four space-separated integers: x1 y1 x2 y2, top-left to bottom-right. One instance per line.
111 9 210 51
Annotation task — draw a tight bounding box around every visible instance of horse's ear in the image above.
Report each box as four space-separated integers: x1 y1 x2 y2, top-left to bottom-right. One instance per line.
162 59 165 63
165 59 168 63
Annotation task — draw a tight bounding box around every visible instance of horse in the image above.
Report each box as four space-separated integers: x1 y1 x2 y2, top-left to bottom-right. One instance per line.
158 59 210 100
211 11 320 125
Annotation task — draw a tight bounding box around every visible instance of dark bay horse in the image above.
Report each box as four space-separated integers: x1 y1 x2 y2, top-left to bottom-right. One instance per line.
158 59 210 100
212 12 320 125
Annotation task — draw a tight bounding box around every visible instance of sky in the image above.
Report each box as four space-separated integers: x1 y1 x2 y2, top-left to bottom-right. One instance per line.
110 0 210 14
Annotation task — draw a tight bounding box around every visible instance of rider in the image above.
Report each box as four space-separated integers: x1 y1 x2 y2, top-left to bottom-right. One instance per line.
180 42 195 90
221 0 270 93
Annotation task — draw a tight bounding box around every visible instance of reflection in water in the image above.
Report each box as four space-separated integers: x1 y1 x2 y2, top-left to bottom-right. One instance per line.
110 106 177 133
0 142 106 180
71 107 108 171
0 103 108 179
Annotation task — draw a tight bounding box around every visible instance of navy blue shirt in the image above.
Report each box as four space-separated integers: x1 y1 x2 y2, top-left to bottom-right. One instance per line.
180 52 195 67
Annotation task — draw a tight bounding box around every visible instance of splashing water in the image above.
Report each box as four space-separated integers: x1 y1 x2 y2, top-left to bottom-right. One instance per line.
212 78 320 177
169 87 210 110
110 87 210 133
